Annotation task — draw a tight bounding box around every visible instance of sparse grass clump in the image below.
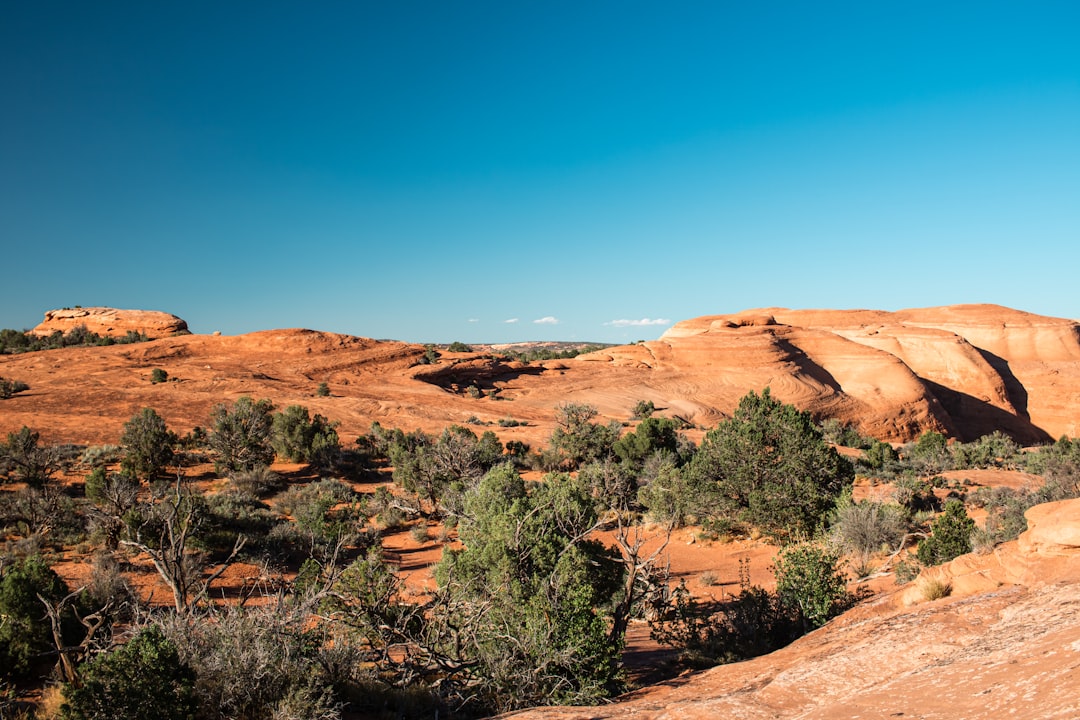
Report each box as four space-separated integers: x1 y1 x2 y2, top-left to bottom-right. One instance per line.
918 576 953 601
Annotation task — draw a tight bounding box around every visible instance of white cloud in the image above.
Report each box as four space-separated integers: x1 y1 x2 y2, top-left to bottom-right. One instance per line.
533 316 559 325
504 318 519 324
605 317 672 327
468 318 479 323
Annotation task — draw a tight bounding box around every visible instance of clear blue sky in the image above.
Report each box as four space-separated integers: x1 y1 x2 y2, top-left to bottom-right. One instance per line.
2 2 1078 343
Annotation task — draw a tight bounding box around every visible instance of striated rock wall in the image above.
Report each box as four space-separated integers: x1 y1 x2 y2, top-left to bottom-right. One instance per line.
30 307 189 339
584 305 1080 443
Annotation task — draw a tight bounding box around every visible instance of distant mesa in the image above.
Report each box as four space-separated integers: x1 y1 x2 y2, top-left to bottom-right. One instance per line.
31 307 189 339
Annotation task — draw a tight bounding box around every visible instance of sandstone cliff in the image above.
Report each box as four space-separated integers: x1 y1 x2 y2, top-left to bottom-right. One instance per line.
581 305 1080 443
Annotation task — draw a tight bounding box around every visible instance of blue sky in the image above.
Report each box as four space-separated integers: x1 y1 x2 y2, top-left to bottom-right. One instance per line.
2 2 1078 343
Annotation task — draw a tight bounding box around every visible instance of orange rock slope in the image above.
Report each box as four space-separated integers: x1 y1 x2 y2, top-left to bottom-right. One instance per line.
504 498 1080 720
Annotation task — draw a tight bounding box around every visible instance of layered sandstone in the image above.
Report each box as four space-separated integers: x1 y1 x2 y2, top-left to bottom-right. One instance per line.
577 304 1080 442
30 307 189 339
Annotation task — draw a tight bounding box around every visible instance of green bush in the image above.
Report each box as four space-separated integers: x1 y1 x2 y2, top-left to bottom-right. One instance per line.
149 368 168 384
120 408 176 481
690 389 854 541
773 543 852 631
0 555 72 679
209 397 275 473
271 405 340 467
62 625 197 720
950 431 1021 470
631 399 655 419
447 341 472 352
916 500 976 566
315 381 330 397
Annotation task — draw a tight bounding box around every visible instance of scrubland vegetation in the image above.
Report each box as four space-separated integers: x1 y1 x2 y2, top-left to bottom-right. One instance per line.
2 386 1079 718
0 326 151 355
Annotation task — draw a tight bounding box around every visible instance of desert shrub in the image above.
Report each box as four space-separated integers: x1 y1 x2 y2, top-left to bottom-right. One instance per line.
916 500 976 566
0 377 29 399
550 403 622 469
447 341 472 352
950 431 1021 470
689 389 854 541
199 492 283 559
773 543 852 631
637 455 695 526
79 445 122 469
497 417 525 427
1 427 62 489
84 468 140 549
387 426 503 515
274 479 368 558
819 418 870 448
860 438 900 473
612 417 682 470
0 555 73 679
209 397 275 474
829 493 908 559
432 469 625 713
893 558 921 584
120 408 176 481
227 466 284 498
316 382 330 397
61 625 197 720
891 472 941 514
466 384 484 399
901 430 953 473
271 405 341 468
149 368 168 384
155 607 339 720
409 523 429 543
631 399 655 419
578 458 636 512
651 559 800 667
1 479 86 545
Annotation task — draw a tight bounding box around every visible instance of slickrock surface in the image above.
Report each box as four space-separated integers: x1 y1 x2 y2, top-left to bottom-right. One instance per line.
30 307 189 339
503 499 1080 720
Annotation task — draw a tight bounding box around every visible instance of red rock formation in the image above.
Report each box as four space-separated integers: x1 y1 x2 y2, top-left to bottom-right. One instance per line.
30 307 189 339
580 305 1080 443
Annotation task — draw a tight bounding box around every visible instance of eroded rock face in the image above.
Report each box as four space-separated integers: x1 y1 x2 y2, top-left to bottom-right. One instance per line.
584 304 1080 442
31 307 189 339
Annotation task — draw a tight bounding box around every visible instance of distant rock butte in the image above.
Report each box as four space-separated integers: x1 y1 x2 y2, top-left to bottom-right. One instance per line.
580 304 1080 443
31 307 189 339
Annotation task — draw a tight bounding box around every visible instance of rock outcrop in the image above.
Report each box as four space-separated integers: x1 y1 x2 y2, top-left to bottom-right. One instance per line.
31 307 189 339
504 499 1080 720
581 304 1080 442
